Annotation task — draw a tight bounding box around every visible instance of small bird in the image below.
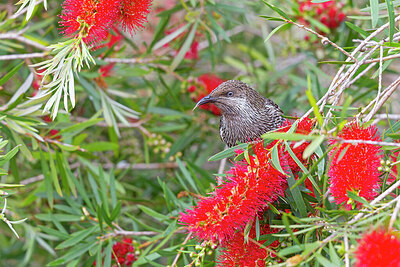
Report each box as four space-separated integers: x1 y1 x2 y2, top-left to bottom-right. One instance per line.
194 80 284 147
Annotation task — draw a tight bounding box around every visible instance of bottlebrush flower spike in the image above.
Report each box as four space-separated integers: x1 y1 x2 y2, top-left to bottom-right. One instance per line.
355 229 400 267
328 122 382 209
179 141 287 243
59 0 120 47
278 117 315 173
118 0 152 36
217 223 280 267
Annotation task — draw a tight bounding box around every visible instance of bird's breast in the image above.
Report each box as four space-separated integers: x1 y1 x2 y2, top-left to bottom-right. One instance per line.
219 109 284 147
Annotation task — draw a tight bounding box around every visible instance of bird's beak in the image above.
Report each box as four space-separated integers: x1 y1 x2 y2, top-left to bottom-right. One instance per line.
193 95 217 111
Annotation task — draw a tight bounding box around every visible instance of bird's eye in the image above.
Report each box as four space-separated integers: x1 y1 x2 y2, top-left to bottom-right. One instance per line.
226 91 234 97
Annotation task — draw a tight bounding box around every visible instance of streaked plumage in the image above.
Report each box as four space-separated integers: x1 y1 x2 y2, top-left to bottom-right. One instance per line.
194 80 284 147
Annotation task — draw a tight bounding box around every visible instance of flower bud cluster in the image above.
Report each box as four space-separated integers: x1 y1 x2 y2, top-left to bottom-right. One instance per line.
111 238 138 266
147 133 182 161
187 241 217 266
378 159 392 172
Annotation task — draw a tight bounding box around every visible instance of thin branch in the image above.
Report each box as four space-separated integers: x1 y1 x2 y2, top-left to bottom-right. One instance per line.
331 137 400 148
0 33 49 50
102 57 157 64
0 52 47 61
302 15 400 123
344 233 350 267
171 232 192 267
101 230 161 238
356 76 400 120
361 195 400 222
284 19 357 62
216 145 228 185
43 137 87 152
372 114 400 125
363 76 400 122
74 116 149 128
389 195 400 231
369 45 384 118
364 53 400 64
349 179 400 225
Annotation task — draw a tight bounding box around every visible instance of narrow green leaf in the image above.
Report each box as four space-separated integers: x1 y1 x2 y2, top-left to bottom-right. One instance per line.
104 241 112 267
208 143 248 161
315 254 337 267
152 23 191 50
262 1 291 20
329 242 341 265
110 201 121 221
345 21 379 41
264 23 291 43
97 205 104 232
138 205 169 222
306 74 323 126
81 141 118 152
56 226 97 249
303 135 324 159
0 61 24 86
286 172 308 218
0 145 20 166
385 0 395 43
170 21 198 71
59 118 103 138
47 147 63 197
176 158 199 194
262 132 316 141
282 214 301 245
40 148 53 209
68 168 95 212
101 203 113 228
347 191 372 208
370 0 379 27
98 167 109 215
35 213 82 222
271 144 287 175
48 242 96 266
38 225 70 239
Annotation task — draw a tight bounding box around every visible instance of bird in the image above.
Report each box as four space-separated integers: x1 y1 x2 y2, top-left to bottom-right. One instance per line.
194 80 284 147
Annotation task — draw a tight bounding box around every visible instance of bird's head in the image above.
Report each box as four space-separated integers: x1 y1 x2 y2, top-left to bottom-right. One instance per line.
193 80 264 115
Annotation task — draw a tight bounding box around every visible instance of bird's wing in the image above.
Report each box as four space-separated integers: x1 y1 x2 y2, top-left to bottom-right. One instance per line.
264 98 284 114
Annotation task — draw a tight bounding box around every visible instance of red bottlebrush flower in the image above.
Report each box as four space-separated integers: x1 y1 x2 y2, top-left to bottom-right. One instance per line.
117 0 152 36
355 229 400 267
188 74 225 115
298 0 346 33
59 0 120 47
278 117 315 173
328 122 382 209
179 141 287 243
99 63 116 77
217 223 280 267
199 73 224 94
